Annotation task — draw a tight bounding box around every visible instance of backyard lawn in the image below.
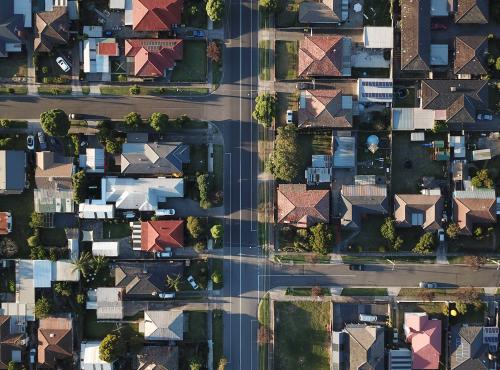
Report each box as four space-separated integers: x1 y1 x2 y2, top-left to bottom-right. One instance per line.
259 40 271 81
102 222 131 239
275 41 298 80
40 228 67 247
391 132 447 194
184 311 207 342
276 0 302 27
0 53 27 78
363 0 392 26
84 311 122 339
274 301 331 370
171 41 207 82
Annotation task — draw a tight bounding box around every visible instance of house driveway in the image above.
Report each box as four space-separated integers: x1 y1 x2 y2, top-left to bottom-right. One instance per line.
165 198 224 218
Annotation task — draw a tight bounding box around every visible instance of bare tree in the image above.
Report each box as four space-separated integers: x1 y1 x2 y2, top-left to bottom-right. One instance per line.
417 289 435 302
464 255 486 271
257 326 272 345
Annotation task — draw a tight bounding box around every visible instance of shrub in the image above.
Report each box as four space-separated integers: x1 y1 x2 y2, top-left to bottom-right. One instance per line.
187 216 205 240
211 270 222 284
72 170 87 203
197 174 213 209
149 112 169 132
35 296 52 319
446 223 460 239
207 42 221 63
194 242 205 253
129 84 140 95
252 93 276 127
412 232 435 254
211 224 223 240
27 235 40 247
40 109 70 137
309 223 333 255
124 112 143 128
99 334 126 362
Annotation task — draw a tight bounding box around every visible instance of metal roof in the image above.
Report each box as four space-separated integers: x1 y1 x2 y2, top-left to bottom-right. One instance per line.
363 27 394 49
333 136 355 168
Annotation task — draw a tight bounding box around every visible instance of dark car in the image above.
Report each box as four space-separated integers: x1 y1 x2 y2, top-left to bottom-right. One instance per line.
431 23 447 30
37 132 47 150
349 264 364 271
193 30 206 38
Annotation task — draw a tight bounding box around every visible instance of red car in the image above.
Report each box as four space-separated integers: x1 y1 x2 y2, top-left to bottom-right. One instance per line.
431 23 447 30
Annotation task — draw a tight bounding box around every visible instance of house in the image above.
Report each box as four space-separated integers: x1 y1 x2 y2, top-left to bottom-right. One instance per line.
298 0 347 24
450 325 499 370
400 0 430 72
455 0 488 23
419 80 489 124
332 324 385 370
404 313 441 370
135 346 179 370
139 220 184 252
125 39 183 77
80 148 105 173
394 192 444 231
34 6 69 52
86 287 125 320
34 188 74 213
389 348 412 370
0 150 26 195
142 310 183 341
298 36 351 78
340 182 388 229
83 35 119 78
454 36 488 78
0 315 25 369
277 184 330 228
0 212 12 235
81 341 113 370
121 141 189 175
0 0 27 58
101 177 184 211
38 316 73 367
114 261 183 298
92 241 120 257
35 152 73 190
453 189 496 235
132 0 183 31
298 89 353 128
78 202 115 219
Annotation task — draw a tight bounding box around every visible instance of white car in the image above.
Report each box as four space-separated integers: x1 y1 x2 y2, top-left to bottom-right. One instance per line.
286 109 293 124
187 275 199 290
158 292 175 299
26 135 35 150
56 57 70 72
156 248 173 258
437 229 445 242
30 348 36 364
155 209 175 216
477 113 493 121
419 282 438 289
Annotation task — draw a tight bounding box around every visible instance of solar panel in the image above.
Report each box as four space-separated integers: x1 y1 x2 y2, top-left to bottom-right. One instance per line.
362 80 393 87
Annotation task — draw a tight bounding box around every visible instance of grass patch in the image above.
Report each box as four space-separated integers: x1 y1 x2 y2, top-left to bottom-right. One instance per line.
102 222 131 239
0 85 28 95
341 255 436 264
285 287 331 296
171 41 207 82
341 288 388 296
258 294 270 370
213 310 224 369
83 311 121 339
38 85 72 95
275 254 331 264
185 144 208 175
276 0 302 27
40 228 67 247
100 85 209 96
274 301 331 370
259 40 271 81
275 41 298 80
276 92 299 126
398 288 460 297
184 311 207 342
363 0 392 26
347 214 387 252
0 54 27 78
213 144 223 194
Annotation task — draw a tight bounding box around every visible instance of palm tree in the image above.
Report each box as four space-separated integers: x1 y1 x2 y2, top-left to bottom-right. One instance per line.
91 255 108 275
166 274 182 292
72 251 92 278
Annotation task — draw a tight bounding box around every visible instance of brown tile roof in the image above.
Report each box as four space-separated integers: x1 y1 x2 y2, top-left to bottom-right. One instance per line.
0 315 24 368
299 0 342 23
277 184 330 227
34 7 69 53
453 189 496 235
298 89 353 128
394 194 443 231
400 0 430 71
37 317 73 367
136 345 178 370
298 36 344 77
35 152 73 190
0 212 10 235
455 0 488 23
133 0 183 31
454 36 488 76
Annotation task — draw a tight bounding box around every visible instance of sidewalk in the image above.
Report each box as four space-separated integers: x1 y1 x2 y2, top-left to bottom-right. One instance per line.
25 35 37 96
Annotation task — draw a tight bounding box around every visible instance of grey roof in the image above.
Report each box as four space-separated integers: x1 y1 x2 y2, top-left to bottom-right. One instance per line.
34 188 74 213
0 150 25 193
450 326 489 370
0 1 24 58
389 349 412 370
144 311 184 341
299 0 342 23
400 0 430 71
34 6 69 52
344 324 385 370
136 346 179 370
340 184 388 229
121 142 190 175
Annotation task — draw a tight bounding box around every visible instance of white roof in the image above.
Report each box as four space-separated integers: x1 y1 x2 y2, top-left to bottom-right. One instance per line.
83 39 111 74
92 241 119 257
363 27 394 49
472 149 492 161
14 0 32 27
53 261 80 281
33 260 52 288
392 108 435 130
125 0 133 25
81 341 113 370
109 0 126 8
410 132 425 141
79 202 115 219
96 288 124 319
86 148 105 173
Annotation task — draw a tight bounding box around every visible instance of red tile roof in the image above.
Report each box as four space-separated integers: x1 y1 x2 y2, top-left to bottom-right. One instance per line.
141 220 184 252
125 39 183 77
298 36 344 77
405 313 441 369
133 0 183 31
0 212 10 235
97 42 119 56
277 184 330 227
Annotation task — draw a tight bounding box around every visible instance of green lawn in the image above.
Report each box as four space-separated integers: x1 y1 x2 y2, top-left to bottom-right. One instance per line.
0 85 28 95
275 41 298 80
102 222 131 239
0 54 27 78
275 254 331 264
213 144 224 195
341 288 388 296
347 214 387 252
184 311 207 342
84 311 121 339
363 0 392 26
274 301 331 370
276 92 299 126
341 255 436 264
100 85 209 96
185 144 208 175
351 68 390 78
396 302 445 330
285 287 331 296
298 132 333 175
171 41 207 82
276 0 302 27
212 310 224 369
37 85 72 95
258 294 270 370
259 40 271 81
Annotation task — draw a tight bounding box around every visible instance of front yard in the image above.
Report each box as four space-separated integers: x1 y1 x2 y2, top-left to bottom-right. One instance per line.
276 0 302 27
275 41 298 80
171 41 207 82
274 301 331 370
0 53 27 79
184 311 208 342
276 92 299 126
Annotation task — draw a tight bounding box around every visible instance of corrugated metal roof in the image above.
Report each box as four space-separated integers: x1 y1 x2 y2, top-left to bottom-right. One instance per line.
33 260 52 288
333 136 355 168
363 27 394 49
92 241 119 257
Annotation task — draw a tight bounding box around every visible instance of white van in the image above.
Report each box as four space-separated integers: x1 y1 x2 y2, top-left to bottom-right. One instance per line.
359 314 378 323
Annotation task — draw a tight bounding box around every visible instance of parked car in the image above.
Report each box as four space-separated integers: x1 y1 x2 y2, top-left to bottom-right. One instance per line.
187 275 199 290
419 281 438 289
104 30 113 37
122 211 136 219
431 23 447 30
55 57 70 72
155 209 175 216
477 113 493 120
437 229 445 242
359 314 378 323
26 135 35 150
156 248 173 258
37 131 47 150
158 292 175 299
30 348 36 364
193 30 206 38
349 264 364 271
286 110 293 124
69 113 83 120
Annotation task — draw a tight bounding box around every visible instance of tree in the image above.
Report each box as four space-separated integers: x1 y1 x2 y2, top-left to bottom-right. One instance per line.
380 217 396 244
54 281 72 297
211 224 223 240
455 301 468 315
259 0 279 11
207 42 221 63
91 255 108 275
76 293 86 305
35 296 52 319
471 169 493 189
189 357 203 370
441 303 449 316
268 124 301 182
175 114 191 127
29 212 44 229
105 138 122 154
124 112 143 128
187 216 205 240
149 112 169 132
30 245 46 260
0 238 18 258
412 232 435 254
72 170 87 203
129 84 140 95
432 120 447 133
99 334 126 362
252 93 276 127
197 174 213 209
206 0 224 21
166 274 182 292
393 236 404 251
72 251 92 279
217 357 228 370
211 270 222 284
7 361 19 370
496 57 500 71
309 223 333 255
194 242 205 253
446 223 460 240
464 255 486 271
40 109 70 137
257 326 272 344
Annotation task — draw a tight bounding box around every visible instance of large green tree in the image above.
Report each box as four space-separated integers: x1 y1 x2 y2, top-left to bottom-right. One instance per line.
206 0 224 21
149 112 169 132
72 170 87 203
40 109 70 137
197 174 213 209
412 232 435 254
35 296 52 319
211 224 223 240
99 333 126 362
268 124 301 182
309 223 333 255
252 93 276 127
124 112 143 128
187 216 205 240
471 169 493 189
259 0 279 11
